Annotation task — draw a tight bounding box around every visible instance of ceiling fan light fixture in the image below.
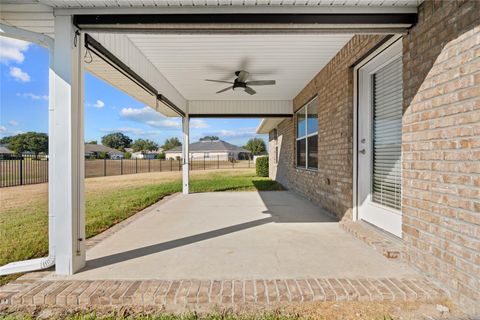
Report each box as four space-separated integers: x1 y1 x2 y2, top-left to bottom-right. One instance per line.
233 86 245 92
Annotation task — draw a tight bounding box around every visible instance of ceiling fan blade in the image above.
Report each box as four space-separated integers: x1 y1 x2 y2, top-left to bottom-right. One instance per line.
206 79 233 84
246 80 276 86
216 86 232 94
237 70 250 82
245 86 256 95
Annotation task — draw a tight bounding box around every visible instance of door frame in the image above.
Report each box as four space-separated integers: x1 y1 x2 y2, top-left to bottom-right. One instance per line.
352 35 403 225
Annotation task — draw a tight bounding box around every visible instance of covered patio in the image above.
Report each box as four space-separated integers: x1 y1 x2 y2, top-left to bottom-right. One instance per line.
0 191 445 310
56 191 417 280
0 0 447 309
0 0 419 277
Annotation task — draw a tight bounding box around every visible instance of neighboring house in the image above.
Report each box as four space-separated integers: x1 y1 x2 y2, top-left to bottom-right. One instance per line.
0 144 14 155
165 140 251 161
131 149 163 159
84 143 124 159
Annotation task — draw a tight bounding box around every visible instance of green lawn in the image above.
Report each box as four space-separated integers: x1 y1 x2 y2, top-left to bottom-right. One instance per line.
0 170 282 285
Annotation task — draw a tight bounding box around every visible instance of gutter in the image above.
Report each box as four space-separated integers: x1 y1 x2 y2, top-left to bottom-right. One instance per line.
0 35 56 276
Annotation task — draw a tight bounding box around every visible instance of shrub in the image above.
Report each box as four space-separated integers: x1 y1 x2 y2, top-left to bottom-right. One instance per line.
256 156 269 177
124 152 132 159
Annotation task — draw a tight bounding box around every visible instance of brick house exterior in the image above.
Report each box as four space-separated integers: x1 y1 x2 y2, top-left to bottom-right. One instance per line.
265 0 479 314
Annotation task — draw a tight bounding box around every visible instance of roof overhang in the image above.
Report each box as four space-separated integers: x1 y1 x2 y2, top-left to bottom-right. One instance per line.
256 118 289 134
73 13 416 34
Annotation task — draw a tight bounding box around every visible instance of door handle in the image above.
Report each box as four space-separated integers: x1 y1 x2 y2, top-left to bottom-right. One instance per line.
359 149 366 154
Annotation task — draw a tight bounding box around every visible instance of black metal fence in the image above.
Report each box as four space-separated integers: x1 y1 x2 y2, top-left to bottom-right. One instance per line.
0 154 252 188
0 154 49 188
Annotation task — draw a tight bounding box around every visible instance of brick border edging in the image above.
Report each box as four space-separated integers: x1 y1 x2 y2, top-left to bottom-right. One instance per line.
340 221 404 260
86 193 180 250
0 277 447 312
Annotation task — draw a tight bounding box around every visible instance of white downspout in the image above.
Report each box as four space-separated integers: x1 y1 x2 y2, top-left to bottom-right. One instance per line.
0 42 56 276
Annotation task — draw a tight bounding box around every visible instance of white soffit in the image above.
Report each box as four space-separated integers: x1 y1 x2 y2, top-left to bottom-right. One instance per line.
127 33 353 101
39 0 421 10
256 118 287 134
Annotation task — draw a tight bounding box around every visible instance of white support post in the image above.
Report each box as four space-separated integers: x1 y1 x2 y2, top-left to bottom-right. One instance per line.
182 113 190 194
53 15 85 275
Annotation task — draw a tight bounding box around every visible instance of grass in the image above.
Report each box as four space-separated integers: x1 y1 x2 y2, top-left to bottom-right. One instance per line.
0 312 302 320
0 169 282 285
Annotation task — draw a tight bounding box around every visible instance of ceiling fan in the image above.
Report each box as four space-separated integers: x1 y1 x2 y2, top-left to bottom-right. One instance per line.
205 70 276 95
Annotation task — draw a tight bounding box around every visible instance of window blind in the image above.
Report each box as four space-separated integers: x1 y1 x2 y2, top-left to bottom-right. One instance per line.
372 56 402 210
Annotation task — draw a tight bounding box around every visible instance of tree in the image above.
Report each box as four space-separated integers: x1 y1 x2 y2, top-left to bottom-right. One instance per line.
86 140 97 145
131 139 158 153
6 132 48 158
199 136 219 141
162 137 181 151
244 138 266 155
101 132 132 151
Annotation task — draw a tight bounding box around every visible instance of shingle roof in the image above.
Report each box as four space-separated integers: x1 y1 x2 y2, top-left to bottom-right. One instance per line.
0 144 13 154
167 140 249 153
84 143 124 155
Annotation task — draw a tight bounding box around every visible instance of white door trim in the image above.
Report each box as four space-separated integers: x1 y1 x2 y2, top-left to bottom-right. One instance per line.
352 35 403 225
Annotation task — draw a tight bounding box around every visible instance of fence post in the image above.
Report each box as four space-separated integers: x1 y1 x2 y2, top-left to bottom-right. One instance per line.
104 158 107 176
121 158 123 175
159 158 162 172
19 155 23 185
148 159 151 172
135 158 138 173
248 158 250 168
170 159 173 171
178 159 181 171
204 154 206 170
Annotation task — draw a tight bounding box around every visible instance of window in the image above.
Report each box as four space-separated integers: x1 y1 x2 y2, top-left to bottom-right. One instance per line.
296 97 318 170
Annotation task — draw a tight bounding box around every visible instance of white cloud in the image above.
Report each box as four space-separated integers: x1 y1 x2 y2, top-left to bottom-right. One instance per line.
119 106 210 130
0 125 23 137
204 127 258 138
9 67 30 82
89 100 105 108
0 37 30 64
190 119 209 129
119 106 183 129
8 120 18 126
17 92 49 101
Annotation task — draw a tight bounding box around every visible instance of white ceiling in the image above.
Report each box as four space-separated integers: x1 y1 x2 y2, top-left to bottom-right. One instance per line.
127 33 353 100
37 0 421 8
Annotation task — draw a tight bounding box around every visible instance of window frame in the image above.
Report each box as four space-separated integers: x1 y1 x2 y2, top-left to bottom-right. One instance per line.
295 96 318 170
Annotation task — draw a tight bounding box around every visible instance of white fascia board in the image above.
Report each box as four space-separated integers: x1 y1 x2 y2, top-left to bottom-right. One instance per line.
256 118 287 134
188 100 293 116
87 32 187 115
55 6 417 15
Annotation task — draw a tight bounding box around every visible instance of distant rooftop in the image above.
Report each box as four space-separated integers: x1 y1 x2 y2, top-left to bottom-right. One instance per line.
168 140 249 153
84 143 124 155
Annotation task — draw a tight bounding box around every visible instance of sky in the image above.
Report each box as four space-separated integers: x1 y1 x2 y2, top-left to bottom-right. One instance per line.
0 36 267 148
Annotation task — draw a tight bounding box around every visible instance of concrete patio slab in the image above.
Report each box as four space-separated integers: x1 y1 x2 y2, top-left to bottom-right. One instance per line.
51 191 418 280
0 191 448 311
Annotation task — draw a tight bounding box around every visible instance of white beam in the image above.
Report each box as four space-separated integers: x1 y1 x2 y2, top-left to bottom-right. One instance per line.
182 112 190 195
53 15 85 275
188 100 293 116
0 23 53 49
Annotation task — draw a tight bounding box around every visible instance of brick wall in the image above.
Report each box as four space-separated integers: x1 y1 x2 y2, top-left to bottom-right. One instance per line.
271 35 385 221
269 0 479 313
402 0 480 314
